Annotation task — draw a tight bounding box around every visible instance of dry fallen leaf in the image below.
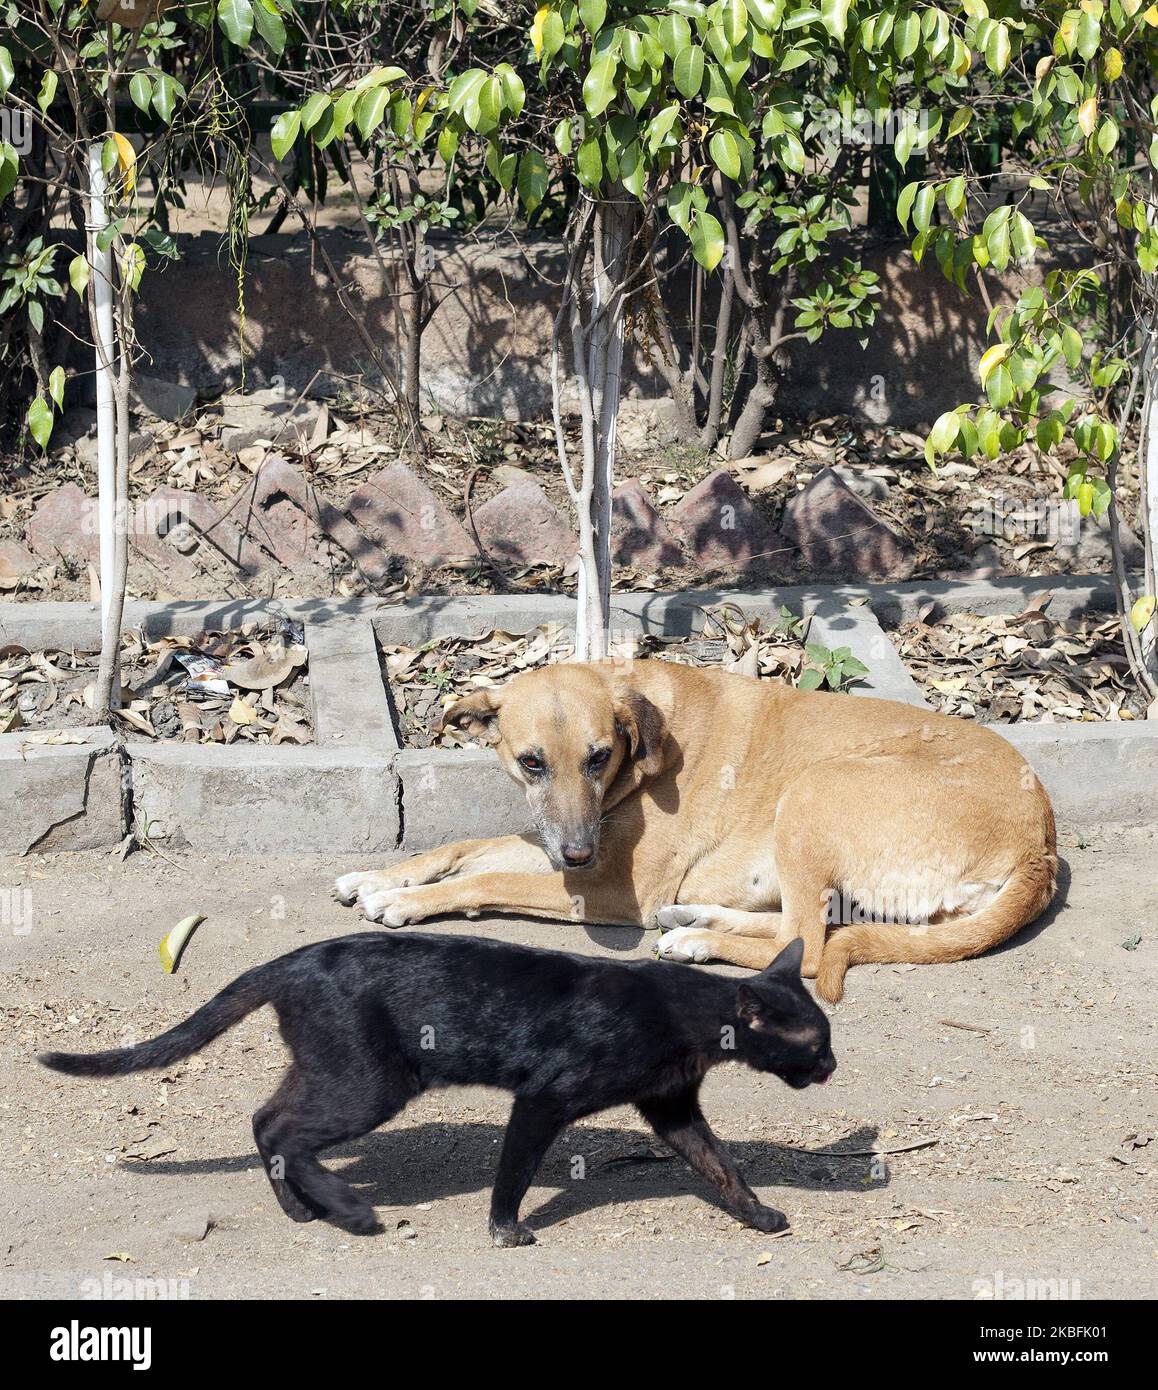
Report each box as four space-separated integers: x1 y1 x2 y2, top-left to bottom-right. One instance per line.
228 695 258 726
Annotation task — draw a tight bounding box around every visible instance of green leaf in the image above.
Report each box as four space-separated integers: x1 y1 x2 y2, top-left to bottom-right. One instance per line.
38 70 58 114
252 0 287 55
496 64 525 118
447 69 486 117
689 211 725 270
893 12 919 60
797 667 823 690
925 411 960 464
944 175 966 220
438 124 459 164
947 108 972 139
912 184 935 234
620 140 646 199
896 181 919 231
517 150 550 214
28 396 53 450
647 102 681 153
673 45 705 99
709 128 741 180
579 0 607 33
68 254 89 298
583 55 618 116
354 88 391 140
217 0 255 48
777 131 804 174
270 110 301 160
985 362 1013 410
985 22 1011 75
48 365 65 410
720 0 748 46
540 10 566 59
129 71 154 114
0 142 16 203
658 14 692 60
820 0 851 41
300 91 332 134
0 47 13 98
1097 116 1119 156
576 135 603 188
152 74 184 125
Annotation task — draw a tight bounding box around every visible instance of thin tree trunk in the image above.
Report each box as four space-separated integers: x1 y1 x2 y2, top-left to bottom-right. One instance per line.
700 260 735 449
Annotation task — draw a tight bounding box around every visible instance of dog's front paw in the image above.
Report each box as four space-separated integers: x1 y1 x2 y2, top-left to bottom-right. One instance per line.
746 1205 790 1236
333 871 384 905
490 1221 536 1249
651 904 712 932
359 888 417 926
655 926 716 964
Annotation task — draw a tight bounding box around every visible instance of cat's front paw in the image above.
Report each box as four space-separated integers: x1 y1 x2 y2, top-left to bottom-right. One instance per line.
490 1220 536 1248
746 1204 790 1236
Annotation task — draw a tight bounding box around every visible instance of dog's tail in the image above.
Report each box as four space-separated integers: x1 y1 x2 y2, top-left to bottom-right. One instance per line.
815 850 1057 1005
39 960 281 1077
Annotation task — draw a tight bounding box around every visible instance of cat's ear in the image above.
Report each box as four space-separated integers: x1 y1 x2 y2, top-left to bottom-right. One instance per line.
765 937 804 979
736 984 767 1029
438 689 502 744
612 688 667 777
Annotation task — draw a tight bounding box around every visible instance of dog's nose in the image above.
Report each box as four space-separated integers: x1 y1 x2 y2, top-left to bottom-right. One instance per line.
561 844 595 867
816 1055 837 1084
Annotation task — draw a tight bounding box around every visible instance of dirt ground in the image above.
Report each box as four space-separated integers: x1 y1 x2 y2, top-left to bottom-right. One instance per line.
1 823 1155 1301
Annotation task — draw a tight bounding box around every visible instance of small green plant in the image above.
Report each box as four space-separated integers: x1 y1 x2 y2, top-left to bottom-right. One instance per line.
771 605 805 640
799 643 868 694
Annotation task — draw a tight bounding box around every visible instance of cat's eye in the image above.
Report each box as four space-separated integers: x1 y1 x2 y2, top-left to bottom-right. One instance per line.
518 752 545 775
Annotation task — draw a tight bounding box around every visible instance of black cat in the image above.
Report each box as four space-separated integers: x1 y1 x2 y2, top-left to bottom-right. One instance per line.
40 932 835 1246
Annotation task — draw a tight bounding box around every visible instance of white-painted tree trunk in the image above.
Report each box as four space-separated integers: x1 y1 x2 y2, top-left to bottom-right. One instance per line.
88 144 116 637
575 195 632 661
1139 327 1158 674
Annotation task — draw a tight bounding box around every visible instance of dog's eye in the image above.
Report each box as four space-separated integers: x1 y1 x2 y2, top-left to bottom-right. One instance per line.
587 747 611 772
518 753 545 774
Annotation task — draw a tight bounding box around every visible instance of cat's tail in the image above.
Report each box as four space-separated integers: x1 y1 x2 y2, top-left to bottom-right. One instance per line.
40 959 282 1077
815 850 1057 1005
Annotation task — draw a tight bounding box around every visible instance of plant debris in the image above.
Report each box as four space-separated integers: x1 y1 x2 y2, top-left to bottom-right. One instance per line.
893 596 1143 722
381 604 852 750
0 618 312 744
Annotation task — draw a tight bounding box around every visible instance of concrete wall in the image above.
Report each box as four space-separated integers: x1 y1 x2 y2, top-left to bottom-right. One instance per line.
133 228 1077 428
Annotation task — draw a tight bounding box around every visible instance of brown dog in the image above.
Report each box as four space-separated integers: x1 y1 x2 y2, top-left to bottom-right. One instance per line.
335 660 1056 1001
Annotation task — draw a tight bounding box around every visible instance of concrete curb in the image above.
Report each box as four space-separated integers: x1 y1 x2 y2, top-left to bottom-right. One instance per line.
0 727 124 856
1 574 1152 854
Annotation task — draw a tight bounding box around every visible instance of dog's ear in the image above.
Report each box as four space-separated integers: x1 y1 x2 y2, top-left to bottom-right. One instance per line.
437 688 502 744
613 689 667 777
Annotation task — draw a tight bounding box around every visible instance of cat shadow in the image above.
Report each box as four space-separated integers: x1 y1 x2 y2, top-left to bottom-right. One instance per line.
131 1119 887 1232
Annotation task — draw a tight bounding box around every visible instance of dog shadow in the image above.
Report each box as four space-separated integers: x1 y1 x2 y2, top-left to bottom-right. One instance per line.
132 1120 886 1232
